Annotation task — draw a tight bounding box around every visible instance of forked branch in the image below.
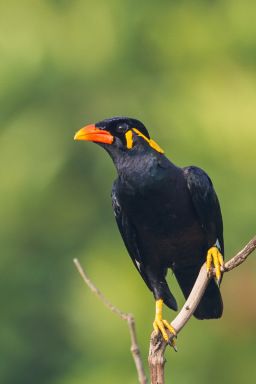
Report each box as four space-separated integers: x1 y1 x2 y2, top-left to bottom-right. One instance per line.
148 236 256 383
74 236 256 384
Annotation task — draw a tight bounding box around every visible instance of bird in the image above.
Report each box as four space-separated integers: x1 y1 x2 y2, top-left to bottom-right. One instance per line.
74 116 224 347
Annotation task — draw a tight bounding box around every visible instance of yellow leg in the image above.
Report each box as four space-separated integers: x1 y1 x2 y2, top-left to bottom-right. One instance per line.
206 246 224 285
153 299 177 349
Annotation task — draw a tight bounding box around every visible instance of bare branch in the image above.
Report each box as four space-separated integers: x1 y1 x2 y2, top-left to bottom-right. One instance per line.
73 258 147 384
148 236 256 383
172 235 256 336
223 236 256 272
73 235 256 384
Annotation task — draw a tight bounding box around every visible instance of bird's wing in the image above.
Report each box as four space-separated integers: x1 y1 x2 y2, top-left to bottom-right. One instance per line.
183 166 224 254
111 182 152 291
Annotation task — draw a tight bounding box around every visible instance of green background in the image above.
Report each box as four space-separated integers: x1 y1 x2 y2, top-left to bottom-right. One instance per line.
1 0 256 383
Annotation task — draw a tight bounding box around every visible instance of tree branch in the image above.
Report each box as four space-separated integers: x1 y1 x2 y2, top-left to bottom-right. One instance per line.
148 236 256 383
223 236 256 272
73 236 256 384
73 258 147 384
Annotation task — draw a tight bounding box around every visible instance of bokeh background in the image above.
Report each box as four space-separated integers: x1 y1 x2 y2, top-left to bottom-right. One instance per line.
1 0 256 383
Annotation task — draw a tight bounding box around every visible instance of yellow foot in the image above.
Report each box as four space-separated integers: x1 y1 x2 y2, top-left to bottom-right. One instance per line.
153 299 177 350
206 246 224 285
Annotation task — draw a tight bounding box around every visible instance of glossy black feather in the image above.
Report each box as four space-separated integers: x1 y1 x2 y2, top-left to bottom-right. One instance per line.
91 117 224 319
184 166 224 254
176 166 224 319
111 181 178 311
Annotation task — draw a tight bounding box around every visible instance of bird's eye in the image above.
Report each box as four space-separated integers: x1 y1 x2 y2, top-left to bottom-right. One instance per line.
117 125 124 133
116 124 128 134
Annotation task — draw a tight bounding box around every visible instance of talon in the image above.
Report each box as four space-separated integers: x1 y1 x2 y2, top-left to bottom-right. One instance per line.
206 251 212 276
168 337 178 352
153 319 168 341
206 246 224 285
162 319 176 336
153 299 177 347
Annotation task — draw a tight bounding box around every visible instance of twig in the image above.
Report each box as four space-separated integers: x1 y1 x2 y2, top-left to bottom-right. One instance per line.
148 236 256 383
223 236 256 272
73 236 256 384
73 258 147 384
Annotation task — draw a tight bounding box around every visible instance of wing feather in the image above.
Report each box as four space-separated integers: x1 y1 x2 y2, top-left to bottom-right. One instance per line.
111 181 152 291
184 166 224 254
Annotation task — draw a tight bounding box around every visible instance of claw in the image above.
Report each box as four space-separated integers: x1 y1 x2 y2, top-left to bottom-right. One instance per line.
172 342 178 352
168 336 178 351
153 299 177 349
206 246 224 285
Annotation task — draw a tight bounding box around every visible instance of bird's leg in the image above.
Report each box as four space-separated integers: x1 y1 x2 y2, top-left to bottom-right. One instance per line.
153 299 177 349
206 246 224 286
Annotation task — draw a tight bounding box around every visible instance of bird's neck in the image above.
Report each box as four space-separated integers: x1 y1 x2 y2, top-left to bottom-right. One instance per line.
110 148 179 193
113 148 159 176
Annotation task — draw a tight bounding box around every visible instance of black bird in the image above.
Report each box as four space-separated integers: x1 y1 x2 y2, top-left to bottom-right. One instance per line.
74 117 224 345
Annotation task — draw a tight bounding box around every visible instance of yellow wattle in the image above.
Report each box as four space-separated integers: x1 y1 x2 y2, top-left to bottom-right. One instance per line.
132 128 164 154
125 130 133 149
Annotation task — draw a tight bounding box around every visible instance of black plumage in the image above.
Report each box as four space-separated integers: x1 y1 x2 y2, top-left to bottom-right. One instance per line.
75 116 224 326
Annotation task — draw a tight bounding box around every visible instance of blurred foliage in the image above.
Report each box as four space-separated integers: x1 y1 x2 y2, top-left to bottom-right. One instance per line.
0 0 256 383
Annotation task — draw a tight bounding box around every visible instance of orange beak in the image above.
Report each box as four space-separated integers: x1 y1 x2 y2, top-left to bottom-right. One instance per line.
74 124 114 145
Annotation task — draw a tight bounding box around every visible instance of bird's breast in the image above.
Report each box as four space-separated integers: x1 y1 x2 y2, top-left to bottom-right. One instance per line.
116 169 206 269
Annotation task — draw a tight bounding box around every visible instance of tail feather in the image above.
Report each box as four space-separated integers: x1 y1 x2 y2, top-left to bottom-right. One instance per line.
152 278 178 311
174 265 223 319
162 278 178 311
163 291 178 312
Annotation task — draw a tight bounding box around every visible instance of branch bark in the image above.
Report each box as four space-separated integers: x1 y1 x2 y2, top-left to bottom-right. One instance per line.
73 236 256 384
148 236 256 384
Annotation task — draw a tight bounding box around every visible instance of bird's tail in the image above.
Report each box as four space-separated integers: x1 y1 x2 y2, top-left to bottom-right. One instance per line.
163 285 178 312
154 278 178 311
174 265 223 319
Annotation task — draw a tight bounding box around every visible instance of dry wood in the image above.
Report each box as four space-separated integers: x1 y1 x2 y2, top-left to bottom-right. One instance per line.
148 236 256 384
73 236 256 384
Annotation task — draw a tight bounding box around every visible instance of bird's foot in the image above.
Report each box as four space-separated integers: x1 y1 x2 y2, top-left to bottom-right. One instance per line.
153 299 177 350
206 246 224 286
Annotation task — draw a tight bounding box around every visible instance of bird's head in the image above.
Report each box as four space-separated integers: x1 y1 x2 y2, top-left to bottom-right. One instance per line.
74 117 164 158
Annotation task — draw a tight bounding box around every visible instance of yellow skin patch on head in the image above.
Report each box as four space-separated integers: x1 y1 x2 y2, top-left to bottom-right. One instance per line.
149 138 165 154
132 128 164 154
125 130 133 149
